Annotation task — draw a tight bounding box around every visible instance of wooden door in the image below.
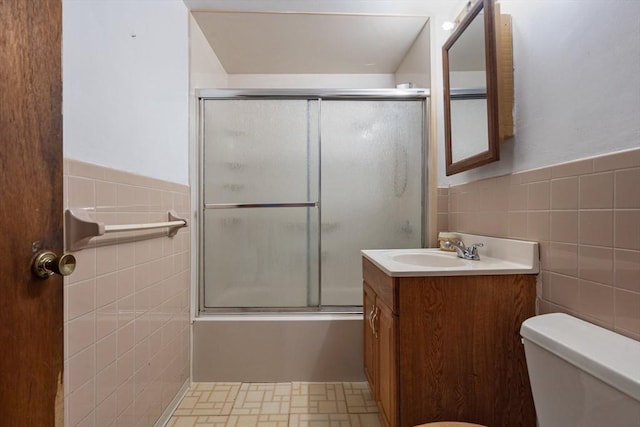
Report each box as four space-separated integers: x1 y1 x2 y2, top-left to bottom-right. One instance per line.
377 300 397 427
0 1 64 425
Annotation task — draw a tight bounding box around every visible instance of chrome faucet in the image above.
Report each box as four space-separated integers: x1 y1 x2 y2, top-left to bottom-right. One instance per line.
443 240 484 260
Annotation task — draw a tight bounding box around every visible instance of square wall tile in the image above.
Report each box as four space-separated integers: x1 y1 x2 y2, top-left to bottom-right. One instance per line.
551 177 579 210
96 245 118 277
527 181 550 210
95 392 117 427
579 210 613 247
551 158 593 178
96 302 117 341
96 333 117 372
507 212 528 239
526 211 550 242
550 211 578 243
518 167 551 184
615 168 640 209
96 272 117 308
580 172 614 209
614 249 640 292
508 185 528 211
96 362 117 406
614 289 640 335
615 210 640 250
68 176 95 210
545 243 579 277
593 149 640 172
68 312 96 357
68 279 96 320
69 248 97 284
95 180 117 212
580 280 614 326
68 346 96 393
68 379 95 427
578 245 613 285
546 272 581 311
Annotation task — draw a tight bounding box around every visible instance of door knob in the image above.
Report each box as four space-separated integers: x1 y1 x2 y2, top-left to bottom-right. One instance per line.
32 251 76 279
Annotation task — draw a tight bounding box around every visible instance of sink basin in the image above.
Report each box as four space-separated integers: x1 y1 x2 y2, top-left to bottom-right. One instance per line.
390 252 466 268
362 233 539 277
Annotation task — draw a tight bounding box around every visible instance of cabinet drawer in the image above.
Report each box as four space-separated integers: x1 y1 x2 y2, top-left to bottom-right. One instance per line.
363 258 397 314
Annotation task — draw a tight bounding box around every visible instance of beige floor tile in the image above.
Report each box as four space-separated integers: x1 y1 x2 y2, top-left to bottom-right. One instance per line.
290 383 347 414
348 413 382 427
342 383 378 414
231 383 292 415
166 415 229 427
174 383 241 416
289 413 351 427
225 414 289 427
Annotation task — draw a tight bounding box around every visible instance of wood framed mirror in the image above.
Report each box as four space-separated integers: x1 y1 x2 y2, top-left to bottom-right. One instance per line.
443 0 508 176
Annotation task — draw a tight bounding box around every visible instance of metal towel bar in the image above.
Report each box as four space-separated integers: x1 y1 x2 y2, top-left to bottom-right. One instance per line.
65 209 187 250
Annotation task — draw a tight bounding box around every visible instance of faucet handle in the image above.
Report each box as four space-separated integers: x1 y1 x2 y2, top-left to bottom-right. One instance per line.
469 243 484 256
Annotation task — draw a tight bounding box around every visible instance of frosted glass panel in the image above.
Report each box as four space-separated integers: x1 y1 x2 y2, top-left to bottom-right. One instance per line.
320 101 424 306
203 207 319 308
200 96 425 311
203 99 319 204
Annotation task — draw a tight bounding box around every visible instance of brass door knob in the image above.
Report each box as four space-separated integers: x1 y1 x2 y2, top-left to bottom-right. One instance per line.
32 251 76 279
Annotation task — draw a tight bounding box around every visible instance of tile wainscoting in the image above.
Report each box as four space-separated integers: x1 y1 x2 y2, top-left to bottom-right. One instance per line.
441 148 640 340
64 159 191 426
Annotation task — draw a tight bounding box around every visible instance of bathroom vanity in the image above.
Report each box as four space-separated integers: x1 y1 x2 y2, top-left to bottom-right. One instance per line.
362 235 538 427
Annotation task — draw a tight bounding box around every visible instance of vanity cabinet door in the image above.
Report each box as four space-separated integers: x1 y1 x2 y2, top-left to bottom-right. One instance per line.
377 299 397 427
363 283 378 398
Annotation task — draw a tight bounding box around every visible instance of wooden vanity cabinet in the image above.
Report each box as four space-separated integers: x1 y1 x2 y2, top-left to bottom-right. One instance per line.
363 257 537 427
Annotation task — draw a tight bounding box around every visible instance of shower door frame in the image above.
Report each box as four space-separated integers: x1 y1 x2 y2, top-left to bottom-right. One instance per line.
197 88 430 314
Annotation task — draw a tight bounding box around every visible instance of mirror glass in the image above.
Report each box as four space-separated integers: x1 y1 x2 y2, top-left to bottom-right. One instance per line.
449 12 487 163
443 0 499 176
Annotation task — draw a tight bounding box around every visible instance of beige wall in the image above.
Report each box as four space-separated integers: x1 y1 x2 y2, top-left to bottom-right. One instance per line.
64 159 190 426
439 148 640 341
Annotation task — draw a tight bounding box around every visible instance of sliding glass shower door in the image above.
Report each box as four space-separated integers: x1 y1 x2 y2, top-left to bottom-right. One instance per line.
320 100 423 305
202 99 320 308
200 93 426 311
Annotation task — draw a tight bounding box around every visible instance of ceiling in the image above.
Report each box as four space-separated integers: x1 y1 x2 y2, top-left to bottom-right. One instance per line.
184 1 465 75
192 12 429 74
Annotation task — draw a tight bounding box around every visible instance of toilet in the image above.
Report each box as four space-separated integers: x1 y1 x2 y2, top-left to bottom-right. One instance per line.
520 313 640 427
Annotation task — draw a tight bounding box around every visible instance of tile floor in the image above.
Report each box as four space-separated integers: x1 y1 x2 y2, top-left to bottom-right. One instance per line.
166 382 382 427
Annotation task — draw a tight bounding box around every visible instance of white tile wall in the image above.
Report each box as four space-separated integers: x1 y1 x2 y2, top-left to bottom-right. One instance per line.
64 159 190 426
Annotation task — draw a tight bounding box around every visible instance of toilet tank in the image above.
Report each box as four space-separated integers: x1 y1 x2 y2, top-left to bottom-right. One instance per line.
520 313 640 427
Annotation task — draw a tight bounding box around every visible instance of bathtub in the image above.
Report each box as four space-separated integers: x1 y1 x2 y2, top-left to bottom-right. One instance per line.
192 312 365 382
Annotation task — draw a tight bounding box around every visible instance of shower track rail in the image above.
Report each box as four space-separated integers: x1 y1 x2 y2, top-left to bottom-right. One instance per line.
205 202 318 209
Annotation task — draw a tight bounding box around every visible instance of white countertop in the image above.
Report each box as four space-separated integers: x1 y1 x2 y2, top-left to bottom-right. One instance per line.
362 233 539 277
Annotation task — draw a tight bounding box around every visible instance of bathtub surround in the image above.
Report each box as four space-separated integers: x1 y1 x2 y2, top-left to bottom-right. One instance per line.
442 148 640 340
64 159 190 427
193 315 364 383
